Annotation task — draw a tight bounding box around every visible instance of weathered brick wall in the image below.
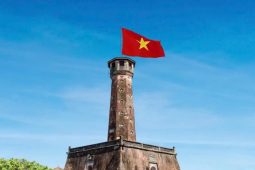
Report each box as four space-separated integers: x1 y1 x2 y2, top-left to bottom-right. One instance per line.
64 149 120 170
108 74 136 142
121 147 180 170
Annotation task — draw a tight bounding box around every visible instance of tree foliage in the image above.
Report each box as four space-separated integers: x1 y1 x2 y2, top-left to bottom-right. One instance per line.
0 158 53 170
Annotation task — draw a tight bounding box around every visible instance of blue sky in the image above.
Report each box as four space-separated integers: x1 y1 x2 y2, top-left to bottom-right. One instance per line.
0 0 255 169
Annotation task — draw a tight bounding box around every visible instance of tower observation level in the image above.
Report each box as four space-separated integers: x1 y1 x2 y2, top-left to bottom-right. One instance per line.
107 57 136 142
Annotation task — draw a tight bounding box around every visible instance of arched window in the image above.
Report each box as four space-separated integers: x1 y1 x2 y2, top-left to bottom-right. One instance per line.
149 163 158 170
150 167 156 170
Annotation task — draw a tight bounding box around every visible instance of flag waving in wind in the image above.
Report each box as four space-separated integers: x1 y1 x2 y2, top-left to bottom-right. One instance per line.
122 28 165 58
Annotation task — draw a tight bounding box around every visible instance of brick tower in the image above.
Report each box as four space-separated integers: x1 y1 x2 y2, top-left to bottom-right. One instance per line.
64 57 180 170
107 57 136 142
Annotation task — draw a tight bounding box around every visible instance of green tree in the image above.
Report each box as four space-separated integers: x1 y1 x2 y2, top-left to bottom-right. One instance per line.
0 158 53 170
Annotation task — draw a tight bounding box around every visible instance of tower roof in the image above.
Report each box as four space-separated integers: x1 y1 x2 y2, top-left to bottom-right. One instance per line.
108 57 136 68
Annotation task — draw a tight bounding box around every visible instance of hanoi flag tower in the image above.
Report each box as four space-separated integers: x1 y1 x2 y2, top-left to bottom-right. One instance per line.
64 57 180 170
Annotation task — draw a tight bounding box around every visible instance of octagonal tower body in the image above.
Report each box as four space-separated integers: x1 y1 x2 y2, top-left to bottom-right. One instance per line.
107 57 136 142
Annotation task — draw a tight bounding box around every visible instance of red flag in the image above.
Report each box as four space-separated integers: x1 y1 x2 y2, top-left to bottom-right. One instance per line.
122 28 165 58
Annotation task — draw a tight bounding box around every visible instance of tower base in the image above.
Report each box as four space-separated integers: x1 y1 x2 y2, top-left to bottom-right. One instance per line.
64 139 180 170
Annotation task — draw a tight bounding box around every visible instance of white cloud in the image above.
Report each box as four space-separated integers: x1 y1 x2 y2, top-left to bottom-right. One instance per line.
55 86 110 105
0 133 104 143
135 91 221 129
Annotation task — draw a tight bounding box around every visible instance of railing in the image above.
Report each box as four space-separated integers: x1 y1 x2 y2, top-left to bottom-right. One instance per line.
122 140 175 154
68 139 175 155
69 140 118 153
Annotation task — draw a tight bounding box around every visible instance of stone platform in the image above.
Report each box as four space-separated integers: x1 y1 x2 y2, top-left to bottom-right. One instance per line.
64 139 180 170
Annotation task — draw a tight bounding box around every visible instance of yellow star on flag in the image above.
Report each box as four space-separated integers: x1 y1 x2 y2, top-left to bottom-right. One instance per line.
137 38 150 51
